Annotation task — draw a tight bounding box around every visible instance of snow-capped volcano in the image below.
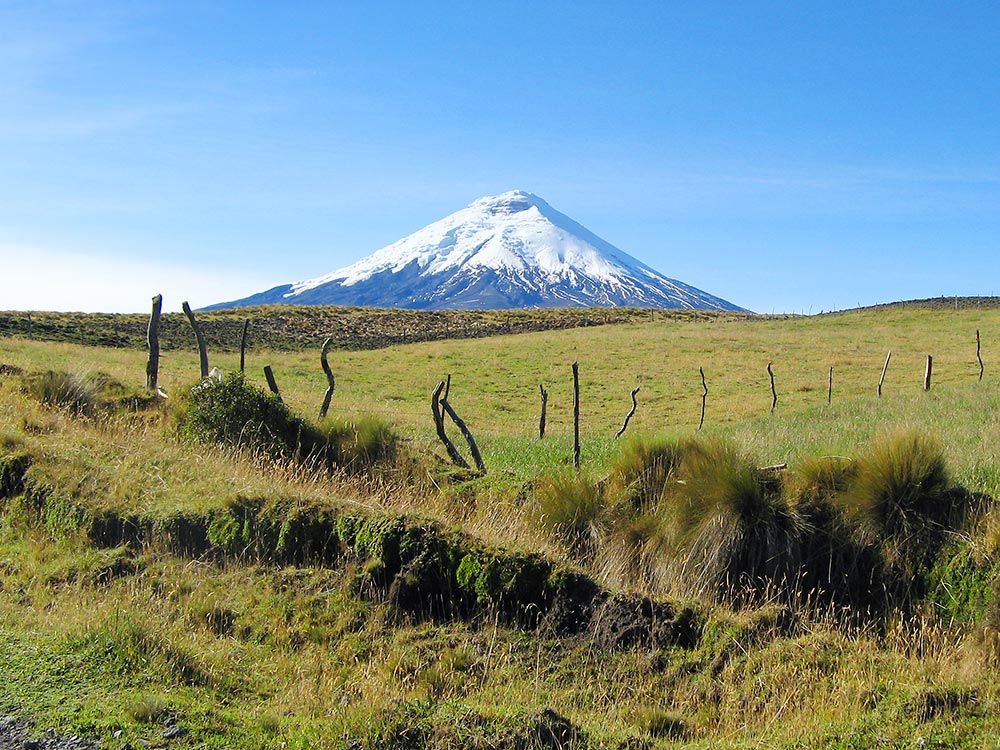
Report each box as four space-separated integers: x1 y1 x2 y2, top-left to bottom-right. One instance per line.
207 191 745 311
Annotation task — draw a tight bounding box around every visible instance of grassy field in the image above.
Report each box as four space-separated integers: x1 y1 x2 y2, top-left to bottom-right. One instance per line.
3 304 1000 748
4 304 1000 475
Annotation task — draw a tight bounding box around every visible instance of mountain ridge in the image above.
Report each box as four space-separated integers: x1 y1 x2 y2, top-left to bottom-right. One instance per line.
207 190 746 311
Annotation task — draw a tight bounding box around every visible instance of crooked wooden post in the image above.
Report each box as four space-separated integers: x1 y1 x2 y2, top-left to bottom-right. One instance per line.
572 361 580 469
977 330 984 381
263 365 282 401
440 389 486 474
924 355 933 391
240 319 250 374
538 383 548 439
699 367 708 430
319 337 336 418
431 381 469 469
146 294 162 391
615 386 640 440
182 301 209 378
878 350 892 398
767 361 777 413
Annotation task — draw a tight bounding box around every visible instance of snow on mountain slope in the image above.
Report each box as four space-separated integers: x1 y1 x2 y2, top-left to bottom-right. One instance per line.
206 191 746 311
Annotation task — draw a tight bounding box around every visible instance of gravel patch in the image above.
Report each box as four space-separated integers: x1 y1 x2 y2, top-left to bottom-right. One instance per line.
0 716 100 750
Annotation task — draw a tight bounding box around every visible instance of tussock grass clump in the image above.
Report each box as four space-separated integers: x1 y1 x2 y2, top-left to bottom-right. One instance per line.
533 470 605 559
599 437 684 590
661 437 803 605
846 431 957 584
606 436 683 514
22 370 159 417
24 371 106 416
321 415 397 470
125 694 169 724
62 613 209 686
787 456 883 613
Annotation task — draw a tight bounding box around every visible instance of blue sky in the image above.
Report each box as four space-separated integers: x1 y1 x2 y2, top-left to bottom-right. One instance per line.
1 1 998 314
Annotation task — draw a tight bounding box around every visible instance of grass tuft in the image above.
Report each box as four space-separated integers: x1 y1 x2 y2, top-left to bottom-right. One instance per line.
846 431 956 586
533 470 604 559
662 437 803 604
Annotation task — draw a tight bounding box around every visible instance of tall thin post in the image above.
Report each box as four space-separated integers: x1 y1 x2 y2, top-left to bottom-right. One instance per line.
767 361 777 413
977 330 984 381
699 367 708 430
828 366 833 405
538 384 548 439
146 295 162 390
572 361 580 470
319 337 336 418
182 301 209 378
878 351 892 398
240 319 249 374
924 355 933 391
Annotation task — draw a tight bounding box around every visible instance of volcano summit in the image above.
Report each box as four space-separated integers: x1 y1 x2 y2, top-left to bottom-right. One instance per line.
208 191 744 311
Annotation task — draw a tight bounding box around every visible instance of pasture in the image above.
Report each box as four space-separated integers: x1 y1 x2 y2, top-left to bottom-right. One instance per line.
2 303 1000 749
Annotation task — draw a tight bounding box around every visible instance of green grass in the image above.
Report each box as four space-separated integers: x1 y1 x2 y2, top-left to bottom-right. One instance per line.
4 304 1000 747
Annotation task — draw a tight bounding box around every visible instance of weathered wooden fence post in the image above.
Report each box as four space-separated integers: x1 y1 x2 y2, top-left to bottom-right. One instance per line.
319 337 336 418
440 384 486 474
538 384 548 439
263 365 282 401
240 319 250 374
924 355 933 391
767 361 777 413
615 386 640 440
878 350 892 398
977 330 984 381
572 361 581 469
182 301 209 378
828 366 833 405
699 367 708 430
431 381 469 469
146 294 162 391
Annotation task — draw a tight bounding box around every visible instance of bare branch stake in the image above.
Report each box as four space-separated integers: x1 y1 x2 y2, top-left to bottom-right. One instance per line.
441 394 486 474
878 350 892 398
767 361 777 413
977 329 984 381
431 381 469 469
699 367 708 430
182 301 209 378
538 383 548 439
319 337 336 418
615 386 640 440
